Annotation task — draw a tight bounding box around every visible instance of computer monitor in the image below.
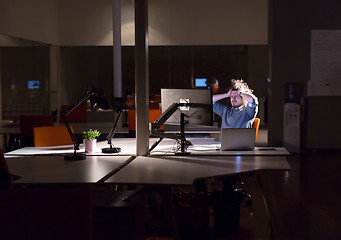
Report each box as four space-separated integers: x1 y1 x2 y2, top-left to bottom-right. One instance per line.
161 88 213 126
27 80 39 89
194 78 207 88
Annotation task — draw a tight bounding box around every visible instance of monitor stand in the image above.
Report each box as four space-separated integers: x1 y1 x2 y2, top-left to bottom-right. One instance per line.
175 112 191 155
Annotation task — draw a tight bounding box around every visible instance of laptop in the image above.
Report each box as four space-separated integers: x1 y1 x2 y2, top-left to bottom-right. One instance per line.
220 128 256 151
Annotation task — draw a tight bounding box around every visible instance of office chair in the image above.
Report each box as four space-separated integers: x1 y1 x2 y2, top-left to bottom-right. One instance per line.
59 104 87 122
252 117 260 142
128 109 163 135
33 126 74 147
19 114 54 147
211 117 261 231
230 117 261 217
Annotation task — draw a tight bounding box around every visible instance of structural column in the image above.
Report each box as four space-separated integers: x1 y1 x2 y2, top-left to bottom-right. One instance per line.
49 45 61 120
113 0 122 97
135 0 149 155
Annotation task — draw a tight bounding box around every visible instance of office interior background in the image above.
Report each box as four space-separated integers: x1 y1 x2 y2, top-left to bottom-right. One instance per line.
1 0 341 150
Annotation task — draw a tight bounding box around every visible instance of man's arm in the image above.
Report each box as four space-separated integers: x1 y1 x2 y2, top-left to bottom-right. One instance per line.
212 89 232 103
240 91 258 104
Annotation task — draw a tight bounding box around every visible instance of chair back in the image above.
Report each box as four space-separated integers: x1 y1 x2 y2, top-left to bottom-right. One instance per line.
34 126 74 147
19 114 54 137
19 114 54 147
59 104 87 122
128 109 163 131
252 118 260 142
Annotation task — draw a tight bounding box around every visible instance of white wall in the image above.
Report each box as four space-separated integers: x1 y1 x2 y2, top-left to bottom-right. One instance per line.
60 0 268 46
58 0 113 46
0 0 60 44
0 0 268 46
147 0 268 46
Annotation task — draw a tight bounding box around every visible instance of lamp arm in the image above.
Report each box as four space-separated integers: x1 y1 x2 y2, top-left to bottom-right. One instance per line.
60 112 79 150
106 110 122 146
62 89 95 116
60 88 97 151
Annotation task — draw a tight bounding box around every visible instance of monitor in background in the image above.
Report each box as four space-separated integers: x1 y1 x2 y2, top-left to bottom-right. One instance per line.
161 88 213 126
194 78 207 88
27 80 39 89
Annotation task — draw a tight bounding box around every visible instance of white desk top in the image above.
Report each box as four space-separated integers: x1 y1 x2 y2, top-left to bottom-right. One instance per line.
6 155 130 184
105 155 291 186
4 139 137 156
5 138 291 186
5 138 290 156
152 138 290 156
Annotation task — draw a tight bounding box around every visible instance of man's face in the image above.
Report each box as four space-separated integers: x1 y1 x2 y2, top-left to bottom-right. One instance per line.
230 90 243 108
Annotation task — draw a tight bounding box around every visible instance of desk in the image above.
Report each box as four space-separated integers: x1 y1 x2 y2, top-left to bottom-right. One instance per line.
0 123 20 152
5 139 137 156
6 155 131 184
5 138 289 157
153 138 289 156
105 155 290 186
4 138 290 238
5 138 290 185
5 138 290 186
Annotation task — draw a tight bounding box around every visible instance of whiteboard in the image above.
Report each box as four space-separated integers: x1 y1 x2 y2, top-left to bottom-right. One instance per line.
309 30 341 96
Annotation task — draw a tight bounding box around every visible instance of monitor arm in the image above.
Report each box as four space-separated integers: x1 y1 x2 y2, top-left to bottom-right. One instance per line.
149 102 191 155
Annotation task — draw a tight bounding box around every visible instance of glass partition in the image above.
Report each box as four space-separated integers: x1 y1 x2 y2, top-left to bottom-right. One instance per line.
0 34 50 123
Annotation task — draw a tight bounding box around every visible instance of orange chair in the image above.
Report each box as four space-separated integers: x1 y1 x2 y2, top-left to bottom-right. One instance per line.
34 126 74 147
128 109 163 131
59 104 87 123
252 118 260 142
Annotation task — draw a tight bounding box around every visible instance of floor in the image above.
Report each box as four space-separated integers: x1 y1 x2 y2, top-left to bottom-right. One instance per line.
215 150 341 240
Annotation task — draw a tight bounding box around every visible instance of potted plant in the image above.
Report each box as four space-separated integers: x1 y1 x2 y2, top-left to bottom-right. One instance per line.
82 129 101 153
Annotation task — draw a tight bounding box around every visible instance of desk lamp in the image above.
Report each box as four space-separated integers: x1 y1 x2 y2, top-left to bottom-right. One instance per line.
60 88 110 160
101 97 124 153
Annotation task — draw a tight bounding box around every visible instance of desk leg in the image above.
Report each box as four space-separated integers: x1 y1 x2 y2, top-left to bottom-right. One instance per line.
122 186 180 240
256 171 278 238
161 187 180 240
144 186 180 240
2 133 16 152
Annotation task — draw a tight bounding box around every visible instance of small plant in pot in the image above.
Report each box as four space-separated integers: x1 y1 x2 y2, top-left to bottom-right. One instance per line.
82 129 101 153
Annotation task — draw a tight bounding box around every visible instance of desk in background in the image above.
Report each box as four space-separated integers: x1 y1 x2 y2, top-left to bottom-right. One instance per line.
0 121 128 152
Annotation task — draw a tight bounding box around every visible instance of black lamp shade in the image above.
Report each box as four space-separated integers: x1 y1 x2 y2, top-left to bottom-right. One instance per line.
90 91 111 110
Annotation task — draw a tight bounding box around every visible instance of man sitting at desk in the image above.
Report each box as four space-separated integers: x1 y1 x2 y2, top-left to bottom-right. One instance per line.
212 79 258 130
203 80 259 235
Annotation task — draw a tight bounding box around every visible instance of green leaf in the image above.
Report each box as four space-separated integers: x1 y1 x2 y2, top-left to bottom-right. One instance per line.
82 129 101 140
